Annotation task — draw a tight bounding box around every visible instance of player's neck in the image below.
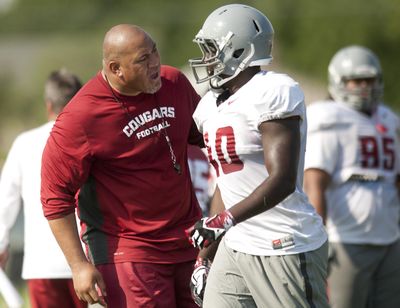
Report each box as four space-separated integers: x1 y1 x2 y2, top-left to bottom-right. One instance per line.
225 66 260 94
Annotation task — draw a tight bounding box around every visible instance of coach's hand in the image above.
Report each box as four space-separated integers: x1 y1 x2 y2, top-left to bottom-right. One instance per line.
71 261 107 307
190 257 212 307
186 210 236 249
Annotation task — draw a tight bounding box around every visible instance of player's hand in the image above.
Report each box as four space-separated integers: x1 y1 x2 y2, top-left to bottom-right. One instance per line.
190 257 212 307
71 261 107 307
186 210 235 249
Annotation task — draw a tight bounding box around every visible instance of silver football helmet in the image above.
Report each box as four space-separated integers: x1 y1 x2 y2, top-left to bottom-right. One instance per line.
189 4 274 88
328 45 383 113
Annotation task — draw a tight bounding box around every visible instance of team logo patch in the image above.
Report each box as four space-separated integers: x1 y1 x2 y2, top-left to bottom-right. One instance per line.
272 235 295 250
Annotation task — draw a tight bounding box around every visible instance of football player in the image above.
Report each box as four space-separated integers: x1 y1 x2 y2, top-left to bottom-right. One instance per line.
304 45 400 308
0 70 85 308
186 4 329 307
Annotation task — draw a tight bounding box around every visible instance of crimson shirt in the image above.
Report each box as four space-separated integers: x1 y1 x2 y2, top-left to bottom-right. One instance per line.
41 66 203 264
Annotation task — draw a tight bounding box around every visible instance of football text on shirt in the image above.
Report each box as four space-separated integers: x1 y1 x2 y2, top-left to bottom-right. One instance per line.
122 106 175 138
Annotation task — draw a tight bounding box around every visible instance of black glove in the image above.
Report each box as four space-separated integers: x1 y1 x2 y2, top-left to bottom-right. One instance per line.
186 210 236 249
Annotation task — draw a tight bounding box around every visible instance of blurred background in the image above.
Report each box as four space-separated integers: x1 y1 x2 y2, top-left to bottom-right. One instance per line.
0 0 399 305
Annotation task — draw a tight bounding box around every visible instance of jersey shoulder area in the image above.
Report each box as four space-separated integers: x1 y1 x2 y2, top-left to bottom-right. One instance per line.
248 71 305 120
15 122 53 144
251 71 304 107
251 70 303 96
376 103 400 126
199 71 302 105
7 122 53 156
306 100 356 133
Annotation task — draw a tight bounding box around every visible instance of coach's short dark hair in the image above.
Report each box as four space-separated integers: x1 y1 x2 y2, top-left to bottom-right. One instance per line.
44 68 82 114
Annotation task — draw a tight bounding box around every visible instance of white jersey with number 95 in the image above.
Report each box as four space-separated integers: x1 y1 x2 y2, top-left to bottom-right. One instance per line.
305 100 400 245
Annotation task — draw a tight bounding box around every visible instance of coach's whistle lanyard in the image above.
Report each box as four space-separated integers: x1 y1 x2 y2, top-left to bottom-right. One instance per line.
104 74 182 175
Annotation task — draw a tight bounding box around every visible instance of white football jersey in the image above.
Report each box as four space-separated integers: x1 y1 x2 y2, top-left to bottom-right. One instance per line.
193 71 327 256
305 100 400 244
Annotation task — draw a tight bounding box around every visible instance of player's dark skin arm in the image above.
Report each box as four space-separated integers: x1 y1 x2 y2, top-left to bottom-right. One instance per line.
198 185 225 261
303 168 331 224
189 119 205 148
228 116 301 224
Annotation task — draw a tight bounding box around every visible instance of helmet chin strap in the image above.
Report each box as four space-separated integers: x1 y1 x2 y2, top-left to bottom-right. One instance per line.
209 80 225 94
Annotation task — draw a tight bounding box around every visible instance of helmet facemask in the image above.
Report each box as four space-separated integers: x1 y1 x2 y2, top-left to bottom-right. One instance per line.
331 77 383 114
189 31 235 87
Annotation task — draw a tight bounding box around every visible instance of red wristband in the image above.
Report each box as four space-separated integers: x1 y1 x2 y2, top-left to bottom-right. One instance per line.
194 257 212 269
205 210 236 230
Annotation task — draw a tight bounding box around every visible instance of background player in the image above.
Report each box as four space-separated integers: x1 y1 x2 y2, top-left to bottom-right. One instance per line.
0 69 85 308
304 45 400 308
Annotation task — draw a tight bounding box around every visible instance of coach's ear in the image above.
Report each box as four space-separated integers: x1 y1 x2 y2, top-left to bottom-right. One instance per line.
109 61 122 78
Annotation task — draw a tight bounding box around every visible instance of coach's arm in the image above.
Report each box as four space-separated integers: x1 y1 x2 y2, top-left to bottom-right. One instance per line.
48 213 107 306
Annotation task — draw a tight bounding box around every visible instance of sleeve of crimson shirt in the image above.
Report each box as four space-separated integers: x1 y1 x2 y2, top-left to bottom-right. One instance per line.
41 111 92 220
